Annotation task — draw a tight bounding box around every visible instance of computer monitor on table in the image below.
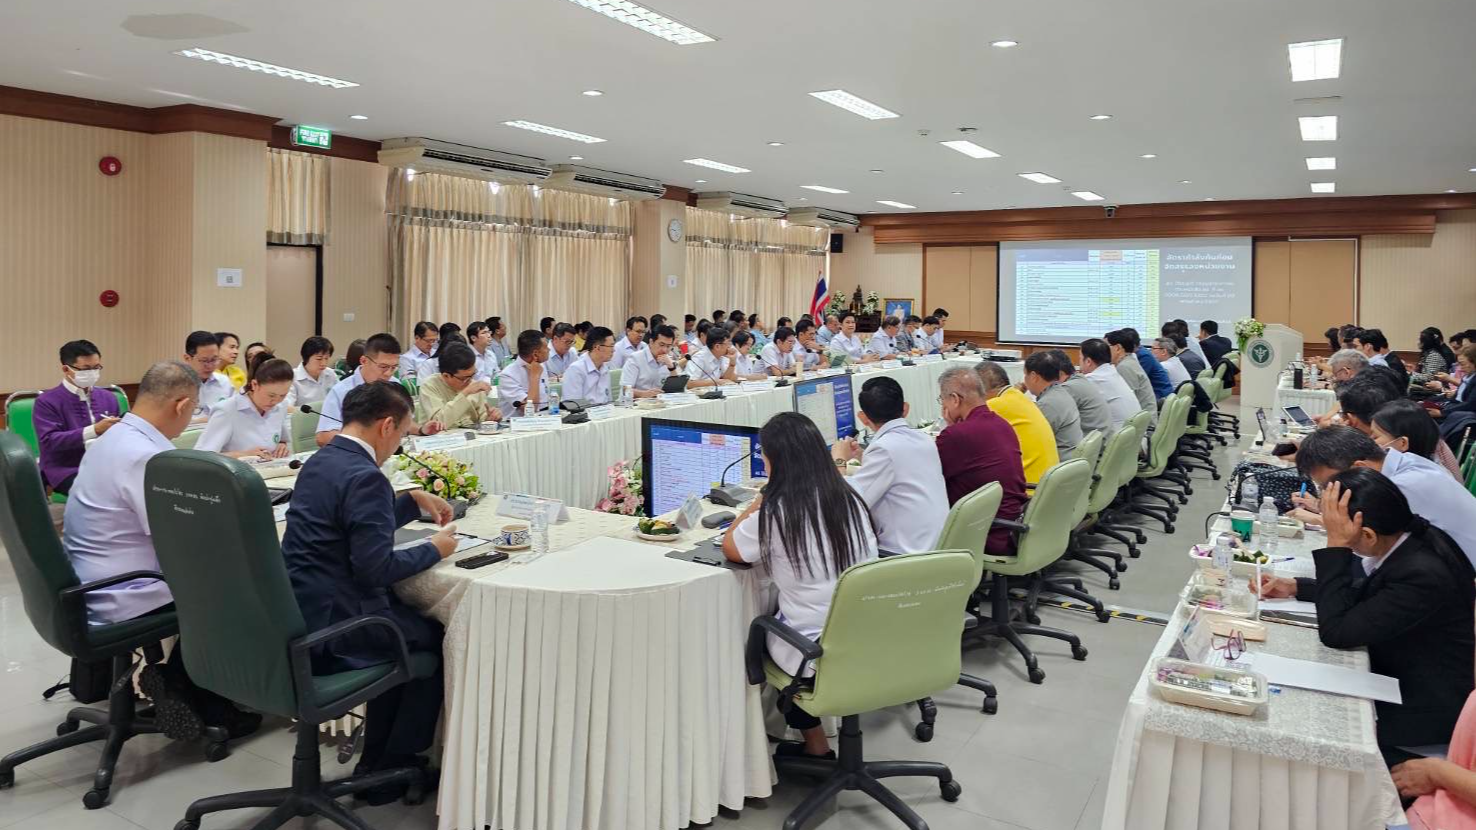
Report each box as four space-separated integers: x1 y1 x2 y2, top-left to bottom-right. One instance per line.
792 374 856 446
641 418 764 518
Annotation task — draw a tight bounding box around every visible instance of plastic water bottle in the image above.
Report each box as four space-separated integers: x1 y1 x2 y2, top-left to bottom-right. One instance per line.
529 508 549 558
1258 497 1280 556
1240 474 1259 511
547 391 560 416
621 384 634 406
1212 534 1234 572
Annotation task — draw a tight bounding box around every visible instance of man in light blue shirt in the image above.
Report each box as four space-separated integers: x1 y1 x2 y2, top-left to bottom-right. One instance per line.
866 317 902 359
398 322 438 380
561 326 616 405
625 325 681 396
318 333 403 446
815 314 841 346
544 323 578 378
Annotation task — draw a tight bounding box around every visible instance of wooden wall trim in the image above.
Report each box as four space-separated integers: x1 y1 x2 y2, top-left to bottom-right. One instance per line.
660 185 692 204
0 85 282 141
268 125 379 163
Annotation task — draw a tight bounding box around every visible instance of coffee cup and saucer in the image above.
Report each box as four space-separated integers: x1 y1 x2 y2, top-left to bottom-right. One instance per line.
493 523 531 551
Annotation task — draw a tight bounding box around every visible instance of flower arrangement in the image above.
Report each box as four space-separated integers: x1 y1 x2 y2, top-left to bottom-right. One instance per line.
598 457 644 516
863 291 881 315
825 293 850 316
1233 317 1265 349
393 450 482 502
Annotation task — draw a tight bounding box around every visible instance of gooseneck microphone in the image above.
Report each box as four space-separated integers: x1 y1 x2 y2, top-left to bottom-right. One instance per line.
707 447 757 507
300 404 341 425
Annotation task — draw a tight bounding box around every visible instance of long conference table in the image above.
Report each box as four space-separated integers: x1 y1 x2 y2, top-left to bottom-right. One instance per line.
427 354 1021 510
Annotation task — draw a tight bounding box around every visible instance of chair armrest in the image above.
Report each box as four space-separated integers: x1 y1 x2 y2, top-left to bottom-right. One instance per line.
745 615 822 687
59 570 167 619
991 518 1027 533
288 615 413 721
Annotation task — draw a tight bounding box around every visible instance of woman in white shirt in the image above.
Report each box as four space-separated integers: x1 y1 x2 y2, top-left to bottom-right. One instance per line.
827 312 875 364
197 355 293 459
729 331 768 381
723 411 879 761
283 335 337 410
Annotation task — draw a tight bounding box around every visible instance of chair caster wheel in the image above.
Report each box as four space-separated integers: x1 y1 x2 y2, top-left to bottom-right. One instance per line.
1128 548 1141 559
1134 532 1148 544
1072 645 1089 661
174 821 200 830
0 770 14 789
1108 579 1120 590
57 720 80 736
914 722 934 742
204 741 229 763
981 697 998 715
83 788 109 810
1164 525 1176 534
1115 561 1128 572
1096 609 1111 622
1028 667 1045 684
1211 473 1221 481
939 779 962 802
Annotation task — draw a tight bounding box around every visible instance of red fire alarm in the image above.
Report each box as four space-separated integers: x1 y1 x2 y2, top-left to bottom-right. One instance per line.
99 156 122 176
99 290 119 308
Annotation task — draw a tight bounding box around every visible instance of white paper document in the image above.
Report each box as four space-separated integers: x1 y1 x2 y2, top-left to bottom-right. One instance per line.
1242 652 1402 704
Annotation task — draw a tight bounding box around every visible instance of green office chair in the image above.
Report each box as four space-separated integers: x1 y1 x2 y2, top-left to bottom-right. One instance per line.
288 409 321 454
1060 430 1126 588
1185 375 1227 447
143 450 436 830
1208 355 1240 437
746 550 975 830
4 391 44 456
0 432 216 808
106 385 130 414
398 376 419 398
1070 425 1144 573
608 367 623 401
1176 378 1223 478
978 458 1094 684
172 429 201 450
1128 395 1191 533
909 483 1003 741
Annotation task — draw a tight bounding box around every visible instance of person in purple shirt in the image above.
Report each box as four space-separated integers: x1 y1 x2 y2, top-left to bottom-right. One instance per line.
933 366 1028 554
33 339 124 494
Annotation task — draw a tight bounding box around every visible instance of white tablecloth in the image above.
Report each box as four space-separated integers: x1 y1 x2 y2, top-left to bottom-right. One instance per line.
1101 505 1405 830
433 356 1018 510
1274 385 1338 418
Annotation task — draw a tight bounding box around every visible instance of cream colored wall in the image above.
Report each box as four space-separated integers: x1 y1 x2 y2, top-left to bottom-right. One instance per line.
631 199 687 325
1360 209 1475 349
190 134 267 340
827 227 923 311
321 156 390 347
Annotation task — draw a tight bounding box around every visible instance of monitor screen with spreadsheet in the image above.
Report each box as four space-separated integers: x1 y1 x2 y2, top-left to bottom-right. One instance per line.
641 419 764 518
997 237 1253 346
792 375 856 446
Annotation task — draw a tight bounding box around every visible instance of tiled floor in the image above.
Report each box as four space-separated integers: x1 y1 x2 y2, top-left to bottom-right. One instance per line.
0 421 1247 830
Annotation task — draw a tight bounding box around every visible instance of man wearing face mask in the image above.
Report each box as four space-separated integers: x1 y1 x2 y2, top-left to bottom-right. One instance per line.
33 340 124 495
281 381 456 803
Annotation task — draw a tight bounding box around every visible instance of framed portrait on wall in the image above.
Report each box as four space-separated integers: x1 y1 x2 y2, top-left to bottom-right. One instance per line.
883 298 914 320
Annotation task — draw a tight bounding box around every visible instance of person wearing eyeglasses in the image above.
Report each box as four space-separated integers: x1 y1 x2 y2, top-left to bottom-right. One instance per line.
933 366 1027 554
561 326 617 405
182 330 233 422
544 322 579 378
33 339 125 495
412 342 496 430
317 333 443 446
1253 469 1474 768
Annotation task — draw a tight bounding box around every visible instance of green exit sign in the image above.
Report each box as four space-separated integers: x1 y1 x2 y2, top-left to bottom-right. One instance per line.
290 125 332 149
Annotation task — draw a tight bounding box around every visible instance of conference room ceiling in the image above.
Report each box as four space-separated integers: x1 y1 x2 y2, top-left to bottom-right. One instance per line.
1 0 1472 214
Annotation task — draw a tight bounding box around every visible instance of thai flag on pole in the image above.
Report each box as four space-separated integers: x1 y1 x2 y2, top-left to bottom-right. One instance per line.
809 271 829 320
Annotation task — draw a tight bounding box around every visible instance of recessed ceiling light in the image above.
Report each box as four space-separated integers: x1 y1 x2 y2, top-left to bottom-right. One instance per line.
1072 191 1105 201
683 158 749 173
1140 153 1158 159
350 114 368 120
582 89 604 96
1203 197 1216 201
797 197 808 201
503 120 606 143
1298 115 1338 141
1179 179 1192 184
1288 38 1343 82
1310 182 1336 193
1305 156 1336 170
990 40 1019 48
876 200 916 209
1089 114 1113 120
951 191 964 195
694 179 706 183
569 155 584 161
1469 167 1475 173
939 140 1000 159
560 0 715 45
800 185 849 194
808 89 900 120
767 141 785 147
1018 172 1061 184
1447 189 1458 193
172 47 358 88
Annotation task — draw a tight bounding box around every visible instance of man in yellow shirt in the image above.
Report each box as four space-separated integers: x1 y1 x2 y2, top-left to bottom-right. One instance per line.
417 342 500 429
976 360 1059 484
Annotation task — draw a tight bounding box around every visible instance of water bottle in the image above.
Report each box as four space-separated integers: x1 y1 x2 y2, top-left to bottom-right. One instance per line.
547 391 560 416
1240 474 1259 511
1258 497 1280 556
1212 533 1234 572
530 508 549 558
621 384 634 406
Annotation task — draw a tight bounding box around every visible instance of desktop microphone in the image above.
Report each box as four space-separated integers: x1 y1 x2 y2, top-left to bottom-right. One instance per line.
694 354 726 400
707 449 756 507
299 404 341 425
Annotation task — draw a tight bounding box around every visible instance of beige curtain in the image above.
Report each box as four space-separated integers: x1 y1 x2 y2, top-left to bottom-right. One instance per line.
387 171 631 336
684 207 827 325
266 148 329 244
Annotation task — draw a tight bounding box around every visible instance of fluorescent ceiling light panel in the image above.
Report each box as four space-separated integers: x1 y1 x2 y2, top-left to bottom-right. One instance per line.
1298 115 1338 141
1089 114 1113 120
683 158 750 173
350 114 368 120
876 200 916 209
1018 172 1061 184
561 0 715 45
990 40 1019 48
800 185 849 194
582 89 604 96
1310 182 1336 193
808 89 900 120
503 120 606 143
939 140 1000 159
172 48 358 88
1072 191 1105 201
1288 38 1343 82
1305 156 1336 170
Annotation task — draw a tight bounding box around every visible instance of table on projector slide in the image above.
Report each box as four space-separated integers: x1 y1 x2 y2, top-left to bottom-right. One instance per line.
1015 248 1161 338
1101 466 1403 830
649 428 752 514
426 356 1018 510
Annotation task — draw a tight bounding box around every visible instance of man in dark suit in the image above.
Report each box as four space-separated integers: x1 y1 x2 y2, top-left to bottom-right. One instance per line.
280 381 457 802
1197 320 1234 366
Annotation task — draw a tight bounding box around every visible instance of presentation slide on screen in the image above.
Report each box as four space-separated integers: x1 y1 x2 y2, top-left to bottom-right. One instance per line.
997 237 1253 345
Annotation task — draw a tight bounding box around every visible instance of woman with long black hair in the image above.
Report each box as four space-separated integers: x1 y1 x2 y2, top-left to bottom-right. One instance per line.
1255 468 1474 765
1412 326 1458 386
723 411 879 759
